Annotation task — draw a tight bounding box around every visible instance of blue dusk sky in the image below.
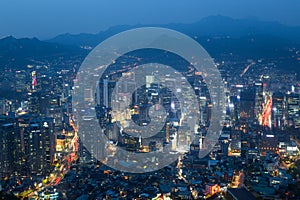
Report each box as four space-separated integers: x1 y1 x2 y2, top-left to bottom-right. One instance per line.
0 0 299 39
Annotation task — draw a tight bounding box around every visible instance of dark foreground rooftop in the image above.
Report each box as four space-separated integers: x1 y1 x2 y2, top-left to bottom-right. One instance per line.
227 188 256 200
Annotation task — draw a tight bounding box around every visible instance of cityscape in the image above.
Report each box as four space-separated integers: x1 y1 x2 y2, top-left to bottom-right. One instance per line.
0 1 300 200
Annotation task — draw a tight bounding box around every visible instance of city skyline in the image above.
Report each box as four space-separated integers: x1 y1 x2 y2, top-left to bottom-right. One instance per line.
0 1 300 199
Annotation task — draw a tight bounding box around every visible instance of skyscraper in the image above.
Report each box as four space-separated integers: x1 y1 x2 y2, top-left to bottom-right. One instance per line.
103 79 109 108
272 92 286 128
240 88 256 120
287 92 300 128
0 120 22 177
23 118 55 175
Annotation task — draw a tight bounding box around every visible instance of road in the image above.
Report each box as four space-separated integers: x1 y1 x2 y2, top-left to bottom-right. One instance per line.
19 118 78 199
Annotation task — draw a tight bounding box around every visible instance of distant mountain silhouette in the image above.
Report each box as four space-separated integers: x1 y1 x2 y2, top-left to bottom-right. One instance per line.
47 16 300 77
46 25 138 47
0 16 299 77
47 16 300 47
169 15 300 41
0 36 87 69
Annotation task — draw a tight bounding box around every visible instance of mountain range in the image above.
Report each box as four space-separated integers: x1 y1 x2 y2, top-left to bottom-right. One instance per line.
47 15 300 47
0 16 299 75
0 36 87 70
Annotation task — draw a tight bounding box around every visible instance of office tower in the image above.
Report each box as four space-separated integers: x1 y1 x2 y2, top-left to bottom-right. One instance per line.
47 96 63 131
287 92 300 128
220 139 229 156
0 120 22 177
15 70 28 93
176 124 191 152
272 92 286 128
240 88 256 120
78 115 102 163
78 79 104 163
197 79 211 126
230 129 241 154
229 95 239 122
98 79 115 108
23 118 55 175
255 80 264 120
42 118 56 167
28 92 40 115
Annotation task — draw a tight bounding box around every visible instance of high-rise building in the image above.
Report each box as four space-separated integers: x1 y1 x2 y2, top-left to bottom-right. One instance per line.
272 92 286 128
15 70 28 93
229 96 239 122
97 79 116 108
23 118 55 175
0 120 22 177
240 88 256 119
287 92 300 128
47 96 63 131
28 92 40 115
255 80 264 120
230 129 241 154
176 124 191 152
220 138 229 156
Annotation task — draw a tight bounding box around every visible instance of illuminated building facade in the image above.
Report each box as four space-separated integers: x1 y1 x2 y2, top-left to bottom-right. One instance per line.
0 121 22 177
31 71 37 90
254 80 263 120
271 92 286 128
287 92 300 128
23 118 55 175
